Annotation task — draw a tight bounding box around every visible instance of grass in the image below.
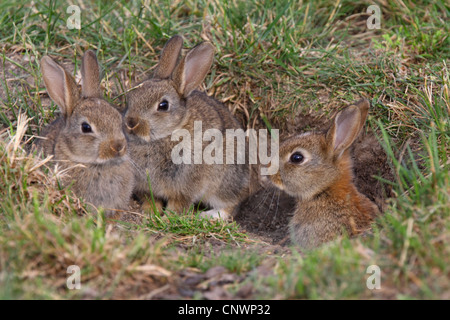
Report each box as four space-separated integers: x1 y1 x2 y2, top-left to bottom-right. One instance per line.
0 0 449 299
142 210 248 244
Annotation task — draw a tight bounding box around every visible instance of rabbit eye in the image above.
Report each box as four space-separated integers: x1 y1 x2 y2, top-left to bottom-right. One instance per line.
157 100 169 111
81 122 92 133
290 152 304 164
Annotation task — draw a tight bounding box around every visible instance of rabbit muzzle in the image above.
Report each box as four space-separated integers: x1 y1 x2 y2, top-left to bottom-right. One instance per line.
267 171 284 191
99 138 127 159
125 117 140 133
110 140 127 156
124 116 151 141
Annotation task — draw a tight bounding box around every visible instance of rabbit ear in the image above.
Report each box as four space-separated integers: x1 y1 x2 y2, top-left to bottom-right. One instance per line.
153 35 184 79
327 101 368 158
81 50 102 98
41 56 79 118
172 42 214 97
353 99 370 135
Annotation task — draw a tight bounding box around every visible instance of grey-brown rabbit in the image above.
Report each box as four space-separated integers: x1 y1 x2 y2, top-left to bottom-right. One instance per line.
36 50 134 216
268 99 379 249
124 35 253 219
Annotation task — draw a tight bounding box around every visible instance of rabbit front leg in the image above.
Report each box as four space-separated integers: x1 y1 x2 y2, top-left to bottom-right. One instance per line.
142 197 165 214
166 196 192 214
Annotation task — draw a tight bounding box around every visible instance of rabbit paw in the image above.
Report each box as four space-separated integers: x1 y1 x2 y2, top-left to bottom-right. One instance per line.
200 209 230 220
142 198 164 214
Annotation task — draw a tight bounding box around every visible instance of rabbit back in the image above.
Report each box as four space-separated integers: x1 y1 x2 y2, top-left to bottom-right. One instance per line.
35 117 64 156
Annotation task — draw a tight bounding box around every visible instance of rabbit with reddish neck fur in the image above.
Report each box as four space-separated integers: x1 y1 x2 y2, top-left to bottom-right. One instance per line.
36 51 134 216
269 99 379 249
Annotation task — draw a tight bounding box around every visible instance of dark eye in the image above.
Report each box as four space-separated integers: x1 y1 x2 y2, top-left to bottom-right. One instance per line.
157 100 169 111
290 152 304 164
81 122 92 133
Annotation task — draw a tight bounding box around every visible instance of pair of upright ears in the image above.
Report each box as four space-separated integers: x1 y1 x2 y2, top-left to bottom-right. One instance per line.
327 99 370 159
41 50 102 118
41 35 215 116
152 35 215 98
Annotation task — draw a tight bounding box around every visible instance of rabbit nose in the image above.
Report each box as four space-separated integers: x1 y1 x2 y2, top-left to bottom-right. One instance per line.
126 117 140 133
110 139 126 157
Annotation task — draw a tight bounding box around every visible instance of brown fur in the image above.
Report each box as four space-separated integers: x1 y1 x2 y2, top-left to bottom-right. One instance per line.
269 99 379 249
124 36 255 218
35 51 134 216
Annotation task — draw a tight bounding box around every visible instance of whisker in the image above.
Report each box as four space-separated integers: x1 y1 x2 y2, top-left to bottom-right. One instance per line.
127 157 145 176
84 165 96 207
258 188 277 231
252 185 273 211
272 189 281 226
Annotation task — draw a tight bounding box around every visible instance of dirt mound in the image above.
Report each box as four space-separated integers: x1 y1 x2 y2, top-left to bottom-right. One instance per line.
352 134 394 211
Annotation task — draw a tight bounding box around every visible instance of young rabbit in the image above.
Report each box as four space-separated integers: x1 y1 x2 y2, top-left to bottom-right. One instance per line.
124 35 252 219
37 50 134 216
268 99 379 249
